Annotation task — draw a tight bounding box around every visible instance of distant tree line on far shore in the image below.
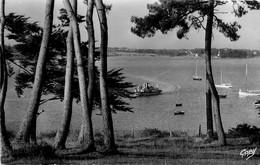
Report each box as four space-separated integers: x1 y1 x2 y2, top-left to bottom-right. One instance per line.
108 47 260 59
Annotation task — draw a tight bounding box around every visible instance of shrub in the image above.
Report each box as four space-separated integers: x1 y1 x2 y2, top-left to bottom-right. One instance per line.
122 133 133 139
140 128 169 138
94 132 104 147
13 142 55 159
170 131 188 138
228 123 260 144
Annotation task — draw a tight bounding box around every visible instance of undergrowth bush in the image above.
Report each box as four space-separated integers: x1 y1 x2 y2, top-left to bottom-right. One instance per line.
228 123 260 144
13 142 55 159
140 128 169 138
122 133 133 139
94 131 104 147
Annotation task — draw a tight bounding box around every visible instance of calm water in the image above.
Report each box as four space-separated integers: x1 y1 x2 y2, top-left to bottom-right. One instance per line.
5 55 260 135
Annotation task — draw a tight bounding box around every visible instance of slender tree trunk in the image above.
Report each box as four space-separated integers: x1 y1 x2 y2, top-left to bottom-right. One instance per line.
54 0 76 149
17 0 55 143
0 0 13 158
0 58 12 160
30 117 37 143
95 0 117 153
63 0 95 152
86 0 95 117
77 0 95 144
206 82 213 139
205 0 226 145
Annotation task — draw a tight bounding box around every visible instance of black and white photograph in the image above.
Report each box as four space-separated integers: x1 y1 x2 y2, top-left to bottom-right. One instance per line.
1 0 260 164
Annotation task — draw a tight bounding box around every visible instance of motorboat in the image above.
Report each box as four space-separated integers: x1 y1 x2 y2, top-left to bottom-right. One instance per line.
133 82 162 97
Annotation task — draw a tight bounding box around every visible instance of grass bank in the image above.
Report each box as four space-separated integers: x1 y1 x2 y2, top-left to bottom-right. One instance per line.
2 127 260 165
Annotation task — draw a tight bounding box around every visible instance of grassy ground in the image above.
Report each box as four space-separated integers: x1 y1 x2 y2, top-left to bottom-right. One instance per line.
2 129 260 165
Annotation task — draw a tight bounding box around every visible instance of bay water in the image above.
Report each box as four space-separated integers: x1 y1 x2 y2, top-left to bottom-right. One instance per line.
5 55 260 135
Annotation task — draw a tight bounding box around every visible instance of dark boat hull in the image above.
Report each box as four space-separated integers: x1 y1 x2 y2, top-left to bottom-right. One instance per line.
176 103 183 107
174 111 185 115
219 95 227 98
193 77 202 81
134 90 162 97
254 100 260 108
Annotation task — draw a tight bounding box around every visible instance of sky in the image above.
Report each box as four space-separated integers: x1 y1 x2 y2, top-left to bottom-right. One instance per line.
5 0 260 50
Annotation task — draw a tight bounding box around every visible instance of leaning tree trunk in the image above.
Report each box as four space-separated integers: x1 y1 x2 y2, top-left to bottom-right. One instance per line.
54 0 76 149
0 0 13 158
205 0 226 146
86 0 95 117
63 0 95 153
95 0 117 153
77 0 96 146
206 82 213 139
17 0 55 143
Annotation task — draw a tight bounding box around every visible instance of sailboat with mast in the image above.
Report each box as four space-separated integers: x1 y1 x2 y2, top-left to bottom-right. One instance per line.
239 64 260 97
193 60 202 81
174 88 184 115
215 68 233 89
175 89 182 107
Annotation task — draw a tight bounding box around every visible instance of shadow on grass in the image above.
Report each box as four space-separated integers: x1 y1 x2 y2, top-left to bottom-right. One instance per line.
4 126 260 164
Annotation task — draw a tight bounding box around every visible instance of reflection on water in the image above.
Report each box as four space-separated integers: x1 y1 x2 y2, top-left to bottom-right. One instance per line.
5 56 260 135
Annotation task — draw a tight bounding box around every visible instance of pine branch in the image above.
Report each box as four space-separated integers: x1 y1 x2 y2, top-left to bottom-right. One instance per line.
7 59 31 74
40 96 61 105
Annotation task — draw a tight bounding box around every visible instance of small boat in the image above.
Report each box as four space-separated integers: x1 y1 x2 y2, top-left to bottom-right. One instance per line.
254 100 260 108
175 89 182 107
133 82 162 97
174 111 185 115
176 103 183 107
216 83 233 89
193 60 202 81
239 64 260 97
239 89 260 97
219 94 227 99
193 76 202 81
215 67 233 89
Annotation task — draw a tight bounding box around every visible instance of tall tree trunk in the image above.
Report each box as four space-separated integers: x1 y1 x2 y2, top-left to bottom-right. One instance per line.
30 117 37 143
86 0 95 117
95 0 117 153
63 0 95 152
206 82 213 139
17 0 55 143
0 0 13 158
205 0 226 145
54 0 76 149
77 0 95 144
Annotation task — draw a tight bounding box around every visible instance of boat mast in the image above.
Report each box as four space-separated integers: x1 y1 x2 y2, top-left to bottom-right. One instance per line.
220 69 222 84
220 62 223 84
246 64 248 90
177 90 179 101
195 60 198 77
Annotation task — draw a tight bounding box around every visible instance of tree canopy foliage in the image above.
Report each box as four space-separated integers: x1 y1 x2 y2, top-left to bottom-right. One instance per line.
131 0 259 41
5 12 135 113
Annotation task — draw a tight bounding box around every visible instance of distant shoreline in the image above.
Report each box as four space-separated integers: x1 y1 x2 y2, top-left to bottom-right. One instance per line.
108 51 199 59
108 47 260 59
